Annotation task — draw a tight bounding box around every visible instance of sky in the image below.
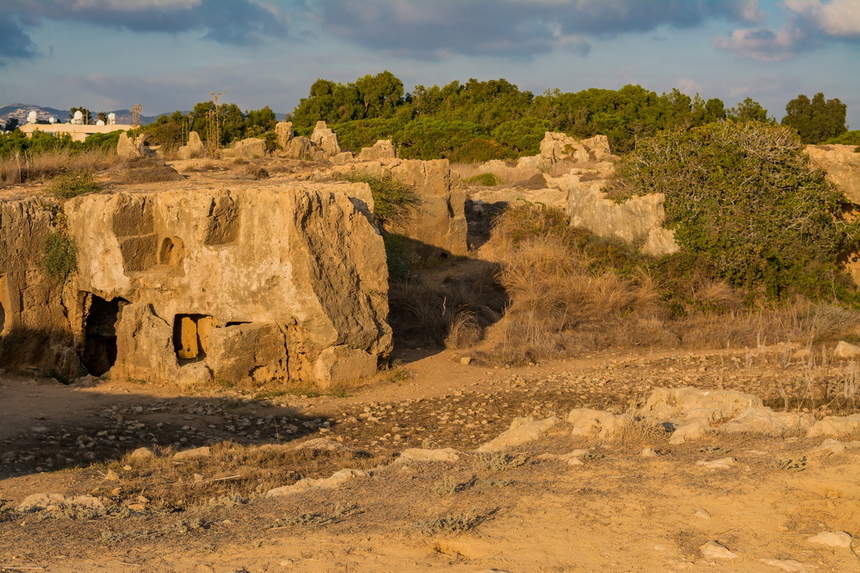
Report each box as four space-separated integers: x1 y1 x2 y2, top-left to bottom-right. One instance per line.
1 0 858 128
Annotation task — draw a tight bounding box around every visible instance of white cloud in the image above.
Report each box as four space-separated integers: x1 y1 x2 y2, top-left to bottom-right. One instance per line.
784 0 860 37
714 26 802 61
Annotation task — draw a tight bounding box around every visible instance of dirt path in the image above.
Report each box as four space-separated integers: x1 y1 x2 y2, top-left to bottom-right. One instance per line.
2 346 859 572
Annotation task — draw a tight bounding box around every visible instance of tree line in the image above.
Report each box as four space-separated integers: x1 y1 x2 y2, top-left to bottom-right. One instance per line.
283 71 850 160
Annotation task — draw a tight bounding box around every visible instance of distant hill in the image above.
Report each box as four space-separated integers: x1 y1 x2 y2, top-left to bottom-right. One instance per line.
1 103 288 127
0 103 161 126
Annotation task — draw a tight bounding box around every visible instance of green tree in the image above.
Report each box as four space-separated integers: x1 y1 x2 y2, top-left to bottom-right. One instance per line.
613 121 859 300
244 105 277 137
727 97 770 123
354 70 404 118
782 92 848 144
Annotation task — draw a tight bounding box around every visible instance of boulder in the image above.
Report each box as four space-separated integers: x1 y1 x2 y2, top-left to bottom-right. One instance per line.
283 136 326 161
805 145 860 204
639 388 762 424
807 414 860 438
720 407 814 436
266 468 368 497
832 340 860 360
562 171 679 257
567 408 629 440
477 416 559 452
357 140 396 161
177 131 205 160
117 131 150 160
225 137 266 159
311 121 342 157
275 121 294 150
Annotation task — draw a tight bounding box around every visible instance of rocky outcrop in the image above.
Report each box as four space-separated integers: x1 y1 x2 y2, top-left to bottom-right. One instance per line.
116 132 151 160
224 137 266 159
518 133 615 174
177 131 206 160
0 199 82 378
337 159 468 257
275 121 294 150
805 144 860 204
357 140 396 161
311 121 342 157
561 167 679 257
282 136 326 161
0 182 391 388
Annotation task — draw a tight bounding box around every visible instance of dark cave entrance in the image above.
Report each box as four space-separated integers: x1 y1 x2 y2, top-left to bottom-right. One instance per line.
82 295 122 376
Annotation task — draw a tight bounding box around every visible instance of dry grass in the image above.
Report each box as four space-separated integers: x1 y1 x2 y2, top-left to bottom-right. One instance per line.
387 260 507 349
91 441 386 512
0 149 115 186
474 204 860 366
114 157 183 184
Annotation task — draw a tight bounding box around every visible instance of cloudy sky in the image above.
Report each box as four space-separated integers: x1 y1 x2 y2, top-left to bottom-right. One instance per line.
1 0 858 127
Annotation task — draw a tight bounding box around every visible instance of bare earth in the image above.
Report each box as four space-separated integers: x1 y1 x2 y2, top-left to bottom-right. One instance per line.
1 345 859 573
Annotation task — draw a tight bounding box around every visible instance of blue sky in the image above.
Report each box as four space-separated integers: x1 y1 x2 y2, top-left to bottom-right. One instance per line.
1 0 858 128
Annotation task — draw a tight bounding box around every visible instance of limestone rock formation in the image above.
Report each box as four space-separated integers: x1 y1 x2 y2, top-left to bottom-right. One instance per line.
282 136 326 161
0 199 82 378
0 183 392 388
337 159 468 257
357 140 396 162
275 121 294 150
311 121 342 157
177 131 205 160
805 144 860 204
561 168 679 257
116 132 151 160
224 137 267 159
517 133 615 173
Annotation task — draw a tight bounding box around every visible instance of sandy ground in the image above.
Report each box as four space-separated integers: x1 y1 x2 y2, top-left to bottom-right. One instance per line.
2 346 859 573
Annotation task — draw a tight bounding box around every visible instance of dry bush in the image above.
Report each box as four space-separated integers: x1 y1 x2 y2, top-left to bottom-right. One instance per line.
477 203 860 365
116 157 184 184
0 149 114 186
483 235 663 363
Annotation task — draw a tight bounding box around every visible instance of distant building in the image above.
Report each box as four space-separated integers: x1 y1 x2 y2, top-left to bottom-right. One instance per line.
18 123 135 142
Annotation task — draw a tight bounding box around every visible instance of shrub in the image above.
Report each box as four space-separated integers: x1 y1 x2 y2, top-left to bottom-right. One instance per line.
42 231 78 283
463 173 502 186
48 169 102 199
610 121 860 301
824 129 860 146
338 172 419 226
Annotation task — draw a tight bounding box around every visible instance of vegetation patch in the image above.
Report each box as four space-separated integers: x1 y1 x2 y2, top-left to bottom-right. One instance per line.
47 169 102 199
463 172 503 186
42 231 78 283
610 121 860 302
338 172 420 226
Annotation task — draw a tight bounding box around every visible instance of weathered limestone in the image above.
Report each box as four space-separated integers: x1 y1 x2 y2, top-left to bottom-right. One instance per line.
275 121 294 150
477 416 559 452
224 137 266 159
116 132 150 160
282 136 326 161
338 159 468 257
177 131 205 160
0 199 82 378
0 182 392 387
517 133 614 172
561 169 679 257
311 121 342 157
805 144 860 204
357 140 396 161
